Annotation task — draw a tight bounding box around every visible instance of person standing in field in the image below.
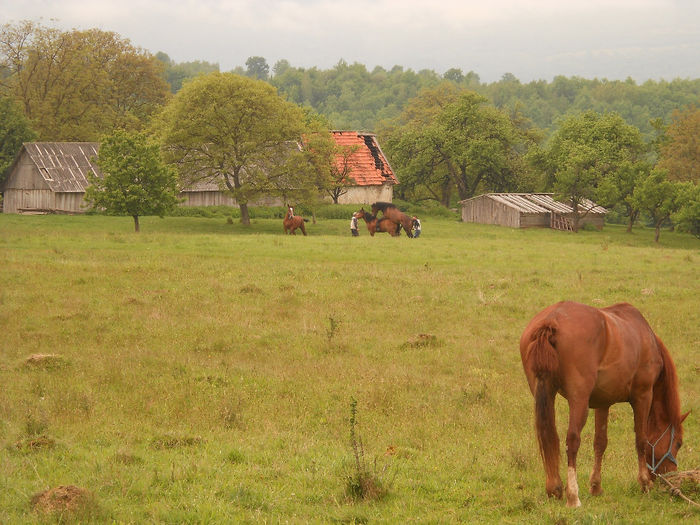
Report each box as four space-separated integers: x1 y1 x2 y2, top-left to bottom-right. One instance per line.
350 213 359 236
412 216 421 238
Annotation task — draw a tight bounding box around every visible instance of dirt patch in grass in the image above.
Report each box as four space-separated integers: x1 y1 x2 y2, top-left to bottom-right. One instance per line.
31 485 94 515
23 354 69 369
15 435 55 453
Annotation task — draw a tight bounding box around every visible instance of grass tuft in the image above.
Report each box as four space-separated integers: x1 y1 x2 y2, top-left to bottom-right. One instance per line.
150 435 205 450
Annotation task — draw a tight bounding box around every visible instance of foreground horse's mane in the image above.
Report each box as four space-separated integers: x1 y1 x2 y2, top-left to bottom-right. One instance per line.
653 336 683 429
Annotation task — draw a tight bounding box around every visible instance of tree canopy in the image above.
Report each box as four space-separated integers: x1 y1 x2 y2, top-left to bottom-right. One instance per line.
85 130 180 232
383 85 535 205
0 96 36 185
156 72 312 225
542 111 647 231
0 20 170 141
656 105 700 183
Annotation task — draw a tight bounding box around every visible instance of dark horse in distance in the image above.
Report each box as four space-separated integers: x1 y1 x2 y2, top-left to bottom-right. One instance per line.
371 202 413 238
283 205 307 235
520 301 687 508
353 208 401 236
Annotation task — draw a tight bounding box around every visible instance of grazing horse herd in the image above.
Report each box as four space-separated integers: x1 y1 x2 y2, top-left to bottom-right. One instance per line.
283 202 420 238
282 203 689 508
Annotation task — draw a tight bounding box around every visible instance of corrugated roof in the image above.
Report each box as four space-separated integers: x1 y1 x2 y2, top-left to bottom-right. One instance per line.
460 193 607 215
22 142 101 193
331 131 397 186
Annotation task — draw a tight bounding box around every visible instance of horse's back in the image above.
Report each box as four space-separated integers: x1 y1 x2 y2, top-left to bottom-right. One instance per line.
521 301 662 405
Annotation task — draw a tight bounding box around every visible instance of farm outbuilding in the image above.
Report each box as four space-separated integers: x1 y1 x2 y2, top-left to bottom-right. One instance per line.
2 135 400 213
459 193 607 230
1 143 101 214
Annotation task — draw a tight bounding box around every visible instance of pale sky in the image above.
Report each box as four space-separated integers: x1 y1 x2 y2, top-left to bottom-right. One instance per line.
2 0 699 83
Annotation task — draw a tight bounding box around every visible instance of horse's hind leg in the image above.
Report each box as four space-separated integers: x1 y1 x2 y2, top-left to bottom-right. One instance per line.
300 223 306 236
589 407 609 496
564 398 590 507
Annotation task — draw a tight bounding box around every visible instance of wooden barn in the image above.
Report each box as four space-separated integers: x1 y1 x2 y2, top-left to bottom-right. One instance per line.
1 143 100 214
459 193 607 230
1 135 399 213
329 131 397 204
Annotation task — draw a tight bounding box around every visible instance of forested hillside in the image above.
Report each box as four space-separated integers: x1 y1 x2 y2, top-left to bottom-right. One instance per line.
157 55 700 140
263 60 700 140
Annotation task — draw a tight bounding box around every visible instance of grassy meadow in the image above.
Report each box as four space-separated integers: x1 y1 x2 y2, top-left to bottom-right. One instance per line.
0 213 698 523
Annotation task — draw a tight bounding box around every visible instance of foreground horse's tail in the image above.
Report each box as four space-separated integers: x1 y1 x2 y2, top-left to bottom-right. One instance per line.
526 322 561 496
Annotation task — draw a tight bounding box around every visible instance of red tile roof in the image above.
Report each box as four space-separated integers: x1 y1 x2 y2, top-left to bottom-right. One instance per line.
331 131 397 186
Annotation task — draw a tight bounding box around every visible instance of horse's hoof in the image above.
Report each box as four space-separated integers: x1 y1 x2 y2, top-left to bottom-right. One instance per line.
546 485 563 499
589 483 603 496
566 497 582 508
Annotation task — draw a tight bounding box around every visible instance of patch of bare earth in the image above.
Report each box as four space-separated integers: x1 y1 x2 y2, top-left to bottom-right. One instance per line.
23 354 68 369
31 485 94 515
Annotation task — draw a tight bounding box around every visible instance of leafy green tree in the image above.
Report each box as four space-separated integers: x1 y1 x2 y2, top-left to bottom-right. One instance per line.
672 182 700 238
385 87 533 206
85 130 179 232
0 20 169 140
630 169 683 242
156 72 309 225
543 111 646 231
657 105 699 183
156 52 220 93
245 56 270 81
0 96 36 185
595 161 650 232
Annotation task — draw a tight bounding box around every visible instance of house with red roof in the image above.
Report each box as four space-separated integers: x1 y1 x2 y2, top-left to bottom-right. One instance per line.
329 131 397 204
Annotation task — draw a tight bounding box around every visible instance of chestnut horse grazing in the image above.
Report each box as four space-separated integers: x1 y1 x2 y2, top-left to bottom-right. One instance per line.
371 202 413 238
520 301 687 508
354 209 400 236
283 205 307 235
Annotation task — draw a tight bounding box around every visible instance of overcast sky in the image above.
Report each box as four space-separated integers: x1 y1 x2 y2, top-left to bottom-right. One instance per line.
2 0 699 83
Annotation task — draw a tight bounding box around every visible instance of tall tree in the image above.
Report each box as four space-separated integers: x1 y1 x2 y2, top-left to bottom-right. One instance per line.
156 52 220 93
156 72 309 225
245 56 269 81
0 95 36 185
656 105 700 183
673 182 700 238
385 87 532 205
0 20 169 140
85 130 180 232
631 169 684 243
543 111 646 231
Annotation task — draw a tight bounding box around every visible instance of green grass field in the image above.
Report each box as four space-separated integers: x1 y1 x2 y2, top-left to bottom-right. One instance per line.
1 214 698 523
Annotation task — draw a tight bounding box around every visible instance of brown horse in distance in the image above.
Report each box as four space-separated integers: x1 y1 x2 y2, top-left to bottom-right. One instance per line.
371 202 413 238
520 301 687 508
283 205 307 235
354 208 401 236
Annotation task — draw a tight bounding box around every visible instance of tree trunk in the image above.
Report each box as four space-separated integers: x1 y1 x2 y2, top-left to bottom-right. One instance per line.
654 224 661 243
625 209 639 233
239 202 250 226
133 215 140 232
440 179 452 207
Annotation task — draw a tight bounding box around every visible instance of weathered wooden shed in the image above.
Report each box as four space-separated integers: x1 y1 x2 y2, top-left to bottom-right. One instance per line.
2 136 400 213
1 143 100 214
459 193 606 230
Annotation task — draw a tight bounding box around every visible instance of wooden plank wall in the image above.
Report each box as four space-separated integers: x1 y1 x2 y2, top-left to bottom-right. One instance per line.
461 197 521 227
